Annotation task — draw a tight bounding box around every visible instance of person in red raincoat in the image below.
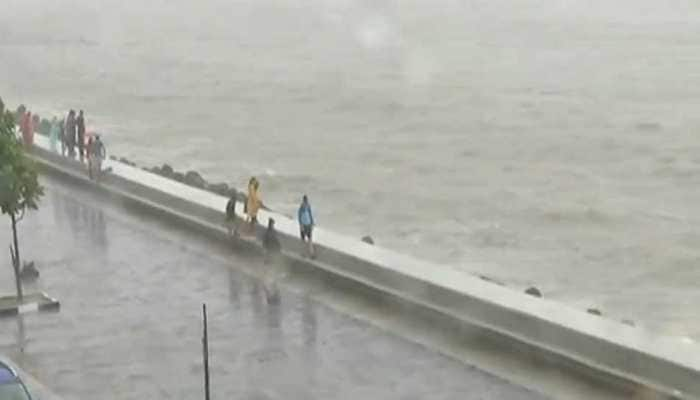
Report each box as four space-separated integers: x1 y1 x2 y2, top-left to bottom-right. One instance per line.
20 111 34 148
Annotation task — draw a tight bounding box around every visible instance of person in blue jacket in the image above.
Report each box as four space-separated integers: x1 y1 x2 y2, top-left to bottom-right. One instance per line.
298 195 316 258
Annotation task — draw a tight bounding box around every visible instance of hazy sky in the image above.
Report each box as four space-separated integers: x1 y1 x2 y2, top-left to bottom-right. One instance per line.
2 0 699 45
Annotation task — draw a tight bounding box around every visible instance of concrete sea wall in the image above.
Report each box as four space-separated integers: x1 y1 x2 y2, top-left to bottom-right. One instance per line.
26 134 700 399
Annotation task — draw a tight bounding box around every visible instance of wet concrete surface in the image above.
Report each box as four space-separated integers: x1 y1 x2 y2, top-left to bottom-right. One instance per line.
0 177 546 399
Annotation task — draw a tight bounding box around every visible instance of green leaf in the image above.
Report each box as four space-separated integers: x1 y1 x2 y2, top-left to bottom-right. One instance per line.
0 111 44 219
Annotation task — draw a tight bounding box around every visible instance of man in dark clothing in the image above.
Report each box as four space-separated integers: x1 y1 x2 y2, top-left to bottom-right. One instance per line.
225 189 239 237
262 217 282 304
76 110 86 162
64 110 76 157
58 121 65 156
89 134 106 181
263 218 281 253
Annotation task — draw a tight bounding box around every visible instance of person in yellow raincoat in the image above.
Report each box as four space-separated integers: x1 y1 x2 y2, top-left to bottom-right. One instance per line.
246 177 261 234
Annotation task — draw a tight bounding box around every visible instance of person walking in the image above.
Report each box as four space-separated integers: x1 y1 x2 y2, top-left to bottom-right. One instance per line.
49 117 60 152
90 134 106 182
246 177 261 234
76 110 86 162
298 195 316 258
262 217 282 304
263 218 282 259
86 134 94 178
64 110 76 157
225 189 239 237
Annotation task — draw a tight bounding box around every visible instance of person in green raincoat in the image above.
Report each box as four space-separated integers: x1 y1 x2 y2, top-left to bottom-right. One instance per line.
49 117 60 152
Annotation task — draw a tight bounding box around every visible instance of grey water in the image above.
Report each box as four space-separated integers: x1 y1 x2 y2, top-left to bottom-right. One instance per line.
2 0 700 339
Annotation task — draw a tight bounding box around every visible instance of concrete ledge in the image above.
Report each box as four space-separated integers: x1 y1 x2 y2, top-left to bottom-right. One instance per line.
27 136 700 398
0 292 60 318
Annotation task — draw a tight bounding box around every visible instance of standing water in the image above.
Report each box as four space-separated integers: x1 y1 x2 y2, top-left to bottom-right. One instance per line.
1 0 700 338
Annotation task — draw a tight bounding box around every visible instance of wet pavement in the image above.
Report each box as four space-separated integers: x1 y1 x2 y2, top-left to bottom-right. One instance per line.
0 177 545 399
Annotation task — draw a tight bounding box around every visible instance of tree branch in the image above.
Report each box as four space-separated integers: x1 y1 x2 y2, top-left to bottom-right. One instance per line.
14 208 25 223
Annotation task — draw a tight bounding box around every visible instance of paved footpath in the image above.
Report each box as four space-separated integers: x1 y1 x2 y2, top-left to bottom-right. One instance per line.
0 176 546 399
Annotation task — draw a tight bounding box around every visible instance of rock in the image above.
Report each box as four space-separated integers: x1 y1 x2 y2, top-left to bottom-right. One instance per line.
184 170 207 188
148 166 161 175
109 155 117 161
635 122 662 133
361 236 375 245
587 308 602 316
118 157 137 167
478 275 505 286
20 261 39 281
209 182 230 196
160 164 174 177
524 287 542 298
621 319 636 327
172 172 185 182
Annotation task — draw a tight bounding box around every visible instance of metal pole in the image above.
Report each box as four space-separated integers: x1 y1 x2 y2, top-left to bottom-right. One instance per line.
202 303 210 400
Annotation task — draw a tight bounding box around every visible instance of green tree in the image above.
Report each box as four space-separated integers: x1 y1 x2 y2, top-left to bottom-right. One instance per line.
0 105 43 300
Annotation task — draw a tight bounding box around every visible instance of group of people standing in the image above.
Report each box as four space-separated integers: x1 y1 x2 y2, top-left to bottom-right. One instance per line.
17 108 104 176
58 109 88 160
47 109 106 181
225 177 316 261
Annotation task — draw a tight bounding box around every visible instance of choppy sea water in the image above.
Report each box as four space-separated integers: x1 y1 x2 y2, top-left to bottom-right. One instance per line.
2 0 700 338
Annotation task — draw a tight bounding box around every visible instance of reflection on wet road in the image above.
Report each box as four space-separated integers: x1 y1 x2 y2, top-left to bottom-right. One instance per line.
0 178 544 399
